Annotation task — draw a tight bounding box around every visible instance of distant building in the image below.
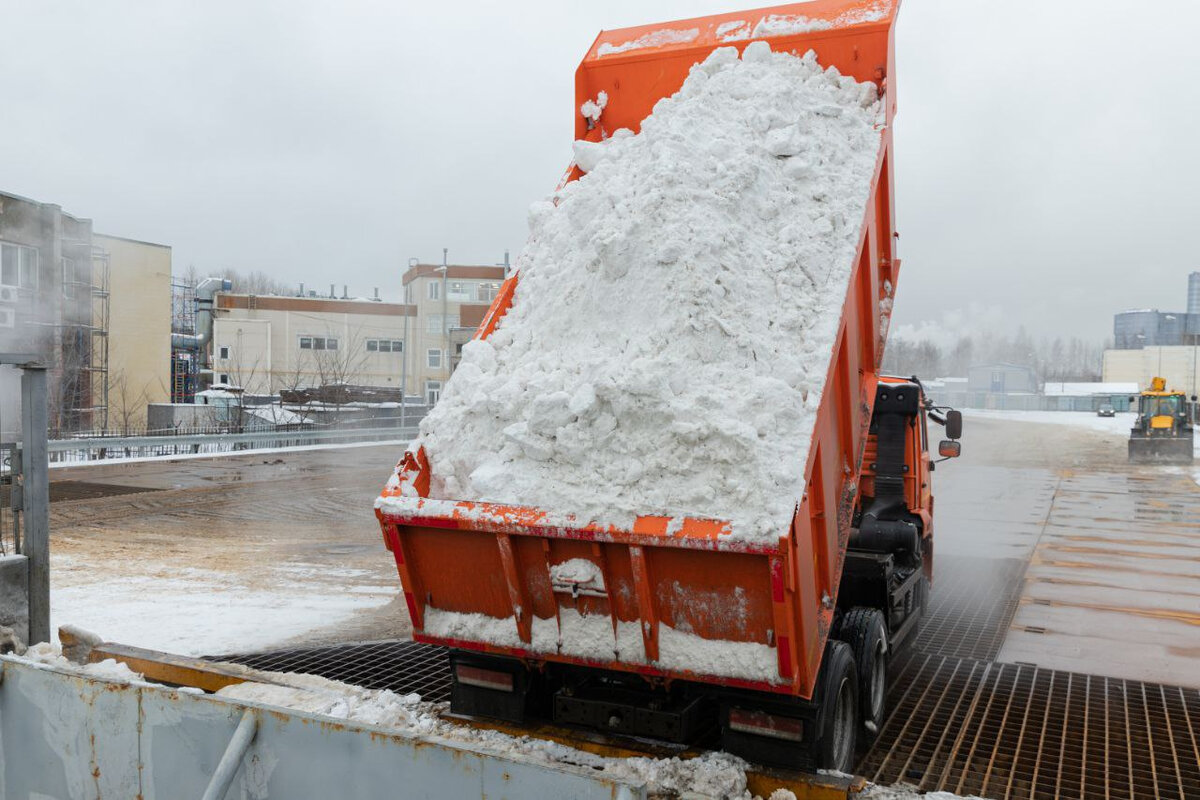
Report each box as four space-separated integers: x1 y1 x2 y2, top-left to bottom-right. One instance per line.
210 293 417 396
966 363 1039 395
1110 272 1200 350
0 190 170 434
402 262 506 405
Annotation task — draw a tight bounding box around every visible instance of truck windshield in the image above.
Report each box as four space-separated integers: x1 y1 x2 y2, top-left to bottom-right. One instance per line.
1144 396 1182 417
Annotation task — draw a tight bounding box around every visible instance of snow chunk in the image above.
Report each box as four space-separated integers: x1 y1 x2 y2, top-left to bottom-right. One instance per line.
580 90 608 124
598 27 700 57
415 46 883 544
549 558 606 593
752 14 833 37
716 20 750 42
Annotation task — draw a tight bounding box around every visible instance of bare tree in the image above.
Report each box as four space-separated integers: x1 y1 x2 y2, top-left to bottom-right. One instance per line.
108 369 152 435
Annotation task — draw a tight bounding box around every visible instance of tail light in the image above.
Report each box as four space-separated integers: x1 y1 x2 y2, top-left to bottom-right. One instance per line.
455 664 515 693
727 707 804 742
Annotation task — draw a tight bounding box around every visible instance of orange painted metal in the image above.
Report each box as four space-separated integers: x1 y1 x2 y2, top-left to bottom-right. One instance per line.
376 0 903 700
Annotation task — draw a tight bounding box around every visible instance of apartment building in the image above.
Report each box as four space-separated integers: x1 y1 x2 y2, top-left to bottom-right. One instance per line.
402 262 505 404
210 294 416 396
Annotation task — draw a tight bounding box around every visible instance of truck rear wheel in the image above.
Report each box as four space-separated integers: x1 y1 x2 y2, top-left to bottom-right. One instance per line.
812 639 858 772
834 607 888 743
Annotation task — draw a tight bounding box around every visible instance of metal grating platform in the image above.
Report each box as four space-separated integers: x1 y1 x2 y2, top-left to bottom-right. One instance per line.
217 640 452 702
858 654 1200 800
213 555 1200 799
913 556 1027 662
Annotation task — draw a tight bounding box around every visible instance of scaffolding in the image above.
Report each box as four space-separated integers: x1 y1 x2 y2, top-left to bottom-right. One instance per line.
171 280 199 404
55 243 110 433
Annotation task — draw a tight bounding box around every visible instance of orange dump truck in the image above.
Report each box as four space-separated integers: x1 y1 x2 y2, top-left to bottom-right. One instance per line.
376 0 961 772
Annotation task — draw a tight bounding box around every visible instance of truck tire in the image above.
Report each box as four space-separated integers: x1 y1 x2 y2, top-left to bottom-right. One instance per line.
812 639 858 772
834 607 888 744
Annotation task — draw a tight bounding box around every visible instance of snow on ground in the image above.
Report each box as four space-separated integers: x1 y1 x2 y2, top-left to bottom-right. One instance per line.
410 43 883 546
50 559 395 656
961 408 1132 437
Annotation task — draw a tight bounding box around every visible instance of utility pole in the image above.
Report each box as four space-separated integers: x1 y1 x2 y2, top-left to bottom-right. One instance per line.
441 248 450 392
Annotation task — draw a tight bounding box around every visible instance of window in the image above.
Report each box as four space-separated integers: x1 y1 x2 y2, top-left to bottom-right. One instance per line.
218 346 230 360
427 349 442 368
0 242 38 289
477 282 501 303
427 314 446 334
428 281 440 301
425 381 442 405
367 339 405 354
299 336 338 351
61 257 75 298
448 281 473 302
219 373 230 384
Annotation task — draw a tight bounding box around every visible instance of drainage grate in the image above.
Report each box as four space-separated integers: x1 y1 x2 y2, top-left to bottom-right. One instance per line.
857 654 1200 799
912 556 1027 662
216 640 451 702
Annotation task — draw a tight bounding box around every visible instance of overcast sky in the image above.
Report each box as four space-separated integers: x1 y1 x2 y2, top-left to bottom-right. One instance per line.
2 0 1198 341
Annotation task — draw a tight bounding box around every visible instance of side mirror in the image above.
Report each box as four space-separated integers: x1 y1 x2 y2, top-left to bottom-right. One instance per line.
945 409 963 440
939 440 961 458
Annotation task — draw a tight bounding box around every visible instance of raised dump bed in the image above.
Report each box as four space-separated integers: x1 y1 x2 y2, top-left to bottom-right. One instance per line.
376 0 934 772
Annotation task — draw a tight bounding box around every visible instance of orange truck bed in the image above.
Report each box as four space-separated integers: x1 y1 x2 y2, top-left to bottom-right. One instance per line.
376 0 900 701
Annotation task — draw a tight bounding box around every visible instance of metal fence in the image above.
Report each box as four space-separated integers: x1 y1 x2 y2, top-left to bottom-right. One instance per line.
42 425 419 466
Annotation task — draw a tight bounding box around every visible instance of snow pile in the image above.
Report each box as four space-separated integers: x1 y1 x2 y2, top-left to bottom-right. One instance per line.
17 641 147 684
423 603 781 683
408 43 882 544
598 27 700 57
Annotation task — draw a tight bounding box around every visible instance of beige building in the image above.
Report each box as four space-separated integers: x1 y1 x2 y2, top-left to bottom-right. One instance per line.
1102 346 1200 397
402 263 505 405
96 234 172 430
211 294 416 396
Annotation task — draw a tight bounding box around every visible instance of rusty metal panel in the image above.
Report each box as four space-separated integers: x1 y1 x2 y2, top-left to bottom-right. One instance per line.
0 660 142 798
0 657 645 800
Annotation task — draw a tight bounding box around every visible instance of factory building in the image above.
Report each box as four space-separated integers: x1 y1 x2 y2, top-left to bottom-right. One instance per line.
1105 271 1200 392
209 293 417 397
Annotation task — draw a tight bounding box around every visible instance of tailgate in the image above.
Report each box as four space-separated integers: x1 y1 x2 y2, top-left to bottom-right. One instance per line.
377 496 792 692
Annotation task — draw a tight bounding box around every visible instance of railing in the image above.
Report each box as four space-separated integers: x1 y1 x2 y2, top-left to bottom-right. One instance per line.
10 426 418 468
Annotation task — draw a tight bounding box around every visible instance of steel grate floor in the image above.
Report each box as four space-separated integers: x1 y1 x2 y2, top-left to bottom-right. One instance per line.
858 654 1200 800
212 556 1200 799
216 640 452 702
912 556 1027 662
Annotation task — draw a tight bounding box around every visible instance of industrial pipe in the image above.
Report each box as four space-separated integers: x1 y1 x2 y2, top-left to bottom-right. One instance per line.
171 277 232 351
200 708 258 800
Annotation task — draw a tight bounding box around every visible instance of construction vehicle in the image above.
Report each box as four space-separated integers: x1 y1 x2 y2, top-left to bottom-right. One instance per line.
1128 376 1194 464
375 0 963 773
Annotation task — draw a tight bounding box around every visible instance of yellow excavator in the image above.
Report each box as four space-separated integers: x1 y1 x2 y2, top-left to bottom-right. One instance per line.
1128 377 1194 464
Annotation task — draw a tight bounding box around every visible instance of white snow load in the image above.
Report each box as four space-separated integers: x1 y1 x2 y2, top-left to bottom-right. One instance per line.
410 43 883 544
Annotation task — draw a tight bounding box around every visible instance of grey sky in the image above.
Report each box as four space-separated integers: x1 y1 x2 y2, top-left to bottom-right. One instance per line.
2 0 1197 341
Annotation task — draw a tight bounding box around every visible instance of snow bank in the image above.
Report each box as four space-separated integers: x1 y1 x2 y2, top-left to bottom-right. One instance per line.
411 44 882 545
